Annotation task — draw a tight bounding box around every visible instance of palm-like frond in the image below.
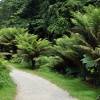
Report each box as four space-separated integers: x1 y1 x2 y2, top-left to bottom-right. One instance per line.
0 28 26 44
51 34 84 68
72 5 100 47
16 33 51 53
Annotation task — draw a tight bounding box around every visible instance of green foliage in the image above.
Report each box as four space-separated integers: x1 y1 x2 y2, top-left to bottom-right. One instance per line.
72 5 100 84
53 33 84 61
47 16 69 34
0 28 26 55
35 56 63 69
72 6 100 47
18 0 96 39
0 28 26 43
0 55 16 100
0 0 28 27
16 33 51 68
0 0 100 87
0 56 10 88
16 33 51 53
72 5 100 34
20 0 41 18
81 55 96 73
36 34 83 74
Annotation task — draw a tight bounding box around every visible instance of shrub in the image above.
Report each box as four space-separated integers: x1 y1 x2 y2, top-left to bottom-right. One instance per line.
35 56 63 69
0 28 26 54
50 33 84 74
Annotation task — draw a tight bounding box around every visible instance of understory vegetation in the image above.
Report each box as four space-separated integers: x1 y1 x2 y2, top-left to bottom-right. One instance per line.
0 0 100 100
0 56 16 100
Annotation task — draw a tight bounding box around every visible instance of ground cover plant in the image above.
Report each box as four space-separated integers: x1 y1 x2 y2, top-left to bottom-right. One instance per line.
0 56 16 100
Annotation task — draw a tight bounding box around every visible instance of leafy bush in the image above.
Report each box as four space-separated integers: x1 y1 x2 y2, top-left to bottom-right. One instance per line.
0 28 26 43
0 28 26 54
51 34 84 73
35 56 63 69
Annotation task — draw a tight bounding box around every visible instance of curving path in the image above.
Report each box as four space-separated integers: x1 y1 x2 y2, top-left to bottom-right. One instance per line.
10 69 77 100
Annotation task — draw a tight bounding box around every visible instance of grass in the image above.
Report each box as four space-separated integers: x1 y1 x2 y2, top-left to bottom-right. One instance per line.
0 81 16 100
0 64 16 100
12 63 100 100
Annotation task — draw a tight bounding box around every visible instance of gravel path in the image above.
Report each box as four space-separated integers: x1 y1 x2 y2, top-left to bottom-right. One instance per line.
10 69 77 100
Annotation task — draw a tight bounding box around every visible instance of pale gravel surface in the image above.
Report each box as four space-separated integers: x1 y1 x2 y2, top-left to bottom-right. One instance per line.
10 69 77 100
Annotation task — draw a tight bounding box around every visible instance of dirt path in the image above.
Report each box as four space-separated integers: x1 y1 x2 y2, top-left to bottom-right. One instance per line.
10 69 77 100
